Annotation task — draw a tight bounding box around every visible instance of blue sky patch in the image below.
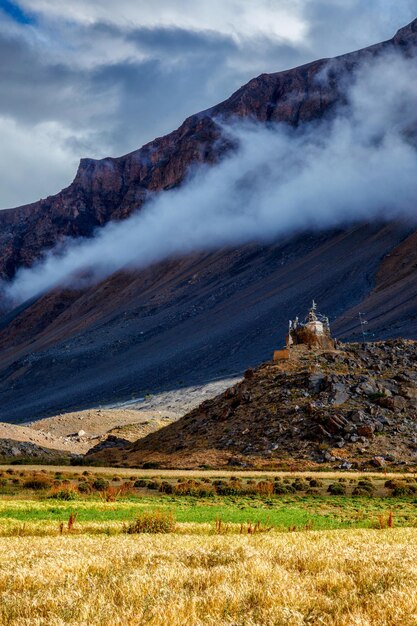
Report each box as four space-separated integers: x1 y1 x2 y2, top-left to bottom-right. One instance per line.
0 0 34 25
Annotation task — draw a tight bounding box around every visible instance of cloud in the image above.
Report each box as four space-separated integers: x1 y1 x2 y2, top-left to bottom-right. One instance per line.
1 1 416 208
18 0 307 42
5 50 417 305
0 116 81 207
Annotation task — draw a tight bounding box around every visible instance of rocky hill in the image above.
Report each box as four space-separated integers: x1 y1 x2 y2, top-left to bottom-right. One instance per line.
0 21 417 420
88 340 417 470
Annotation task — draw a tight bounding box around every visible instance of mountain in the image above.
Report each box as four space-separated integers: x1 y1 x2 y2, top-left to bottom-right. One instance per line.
87 340 417 470
0 20 417 422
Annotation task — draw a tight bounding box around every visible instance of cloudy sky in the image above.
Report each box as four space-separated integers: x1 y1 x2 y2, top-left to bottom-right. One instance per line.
0 0 415 209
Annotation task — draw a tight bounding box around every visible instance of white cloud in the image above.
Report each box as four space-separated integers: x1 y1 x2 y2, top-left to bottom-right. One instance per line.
21 0 307 42
0 117 80 208
1 0 416 208
6 51 417 303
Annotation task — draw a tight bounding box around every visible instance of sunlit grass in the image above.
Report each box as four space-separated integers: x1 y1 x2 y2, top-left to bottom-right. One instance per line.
1 529 417 625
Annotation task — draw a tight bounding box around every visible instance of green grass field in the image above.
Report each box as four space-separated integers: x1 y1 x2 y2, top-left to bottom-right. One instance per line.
0 495 415 532
1 465 417 535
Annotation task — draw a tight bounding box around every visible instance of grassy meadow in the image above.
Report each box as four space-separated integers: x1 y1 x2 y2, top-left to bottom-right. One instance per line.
1 466 417 624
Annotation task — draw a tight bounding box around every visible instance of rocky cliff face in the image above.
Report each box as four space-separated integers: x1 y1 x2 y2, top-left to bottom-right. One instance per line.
89 340 417 469
1 19 416 280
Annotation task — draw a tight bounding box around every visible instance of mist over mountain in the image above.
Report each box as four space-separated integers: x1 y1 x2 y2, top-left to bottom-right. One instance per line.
5 48 417 305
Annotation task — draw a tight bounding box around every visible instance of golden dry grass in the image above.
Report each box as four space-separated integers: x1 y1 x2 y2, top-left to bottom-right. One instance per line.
1 529 417 625
3 465 416 479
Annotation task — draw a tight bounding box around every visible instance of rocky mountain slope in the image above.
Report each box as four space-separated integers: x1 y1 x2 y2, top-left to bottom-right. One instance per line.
0 20 417 421
89 340 417 470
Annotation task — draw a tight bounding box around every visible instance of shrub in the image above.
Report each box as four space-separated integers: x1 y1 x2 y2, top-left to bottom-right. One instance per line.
159 481 175 494
352 487 372 496
356 480 374 494
77 482 92 494
142 462 160 469
385 480 417 496
309 478 323 488
256 481 274 496
274 483 289 495
23 478 52 491
125 510 175 534
393 483 417 497
175 480 215 497
49 489 77 501
327 483 346 495
91 478 110 492
292 479 309 492
134 479 147 488
146 480 160 490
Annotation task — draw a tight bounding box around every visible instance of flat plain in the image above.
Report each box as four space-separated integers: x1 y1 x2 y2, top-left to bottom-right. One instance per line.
1 467 417 625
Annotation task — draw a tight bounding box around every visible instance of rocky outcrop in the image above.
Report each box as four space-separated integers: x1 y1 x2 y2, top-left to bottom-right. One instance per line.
0 19 416 281
88 340 417 469
0 438 74 461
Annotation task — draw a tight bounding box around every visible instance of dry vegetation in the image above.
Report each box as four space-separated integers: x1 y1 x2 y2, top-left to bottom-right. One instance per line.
2 468 417 624
1 529 417 625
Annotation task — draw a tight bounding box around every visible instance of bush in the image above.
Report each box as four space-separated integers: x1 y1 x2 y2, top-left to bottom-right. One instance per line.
174 480 215 497
49 489 77 501
292 479 309 492
159 481 175 494
91 478 110 492
146 480 160 490
393 483 417 497
77 482 92 494
23 478 52 491
385 480 417 496
309 478 323 488
142 462 160 469
327 483 346 495
352 487 372 496
134 479 147 488
125 510 175 534
273 483 289 495
356 480 374 494
256 481 274 496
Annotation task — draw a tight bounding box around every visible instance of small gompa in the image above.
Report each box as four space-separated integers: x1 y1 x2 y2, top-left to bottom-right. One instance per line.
273 301 335 361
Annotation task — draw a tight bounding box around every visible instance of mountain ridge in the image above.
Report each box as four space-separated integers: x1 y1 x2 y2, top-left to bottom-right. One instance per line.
1 19 416 281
